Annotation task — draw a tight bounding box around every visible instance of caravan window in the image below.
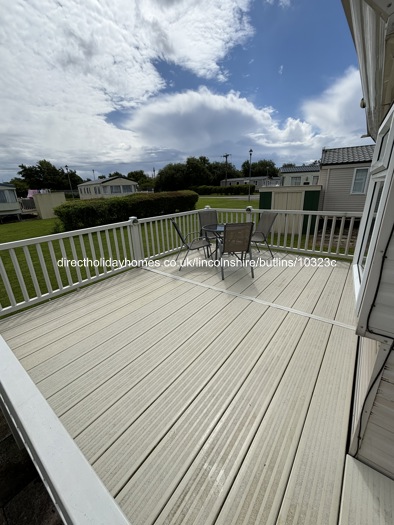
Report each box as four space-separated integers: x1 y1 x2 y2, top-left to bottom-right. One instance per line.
0 190 17 203
351 168 369 194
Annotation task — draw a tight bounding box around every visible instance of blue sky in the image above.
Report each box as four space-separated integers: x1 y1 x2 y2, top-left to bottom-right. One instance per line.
0 0 373 182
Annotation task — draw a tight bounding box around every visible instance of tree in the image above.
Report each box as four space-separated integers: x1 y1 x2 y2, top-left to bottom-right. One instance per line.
154 163 186 191
127 170 149 185
8 177 29 197
108 171 124 178
185 157 211 187
241 159 279 179
209 161 240 185
17 160 83 190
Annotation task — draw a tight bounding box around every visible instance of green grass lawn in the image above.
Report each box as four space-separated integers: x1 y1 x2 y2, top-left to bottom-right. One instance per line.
0 196 257 244
0 198 255 309
0 197 352 312
0 218 59 243
196 195 259 210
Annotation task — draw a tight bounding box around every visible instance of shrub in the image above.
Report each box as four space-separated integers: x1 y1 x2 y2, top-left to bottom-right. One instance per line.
54 191 199 230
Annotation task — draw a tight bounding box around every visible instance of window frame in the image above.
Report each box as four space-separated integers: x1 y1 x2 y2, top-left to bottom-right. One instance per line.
353 103 394 339
350 167 369 194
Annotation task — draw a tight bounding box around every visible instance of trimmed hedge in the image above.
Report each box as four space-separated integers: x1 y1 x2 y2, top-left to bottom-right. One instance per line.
54 191 199 231
191 185 255 195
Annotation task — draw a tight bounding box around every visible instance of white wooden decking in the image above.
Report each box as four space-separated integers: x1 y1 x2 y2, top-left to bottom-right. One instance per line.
0 250 389 524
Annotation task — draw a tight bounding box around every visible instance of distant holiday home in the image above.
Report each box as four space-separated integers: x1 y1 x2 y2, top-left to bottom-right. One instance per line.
260 145 374 213
280 165 320 186
78 176 138 200
220 176 282 188
319 145 375 212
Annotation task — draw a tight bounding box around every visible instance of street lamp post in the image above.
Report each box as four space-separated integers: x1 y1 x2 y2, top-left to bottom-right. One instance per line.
248 149 253 202
64 165 74 199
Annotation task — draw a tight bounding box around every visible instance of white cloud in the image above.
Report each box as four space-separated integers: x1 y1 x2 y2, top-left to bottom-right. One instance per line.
128 87 271 151
127 87 319 165
0 0 254 178
287 66 374 167
264 0 292 7
0 1 371 180
301 67 368 143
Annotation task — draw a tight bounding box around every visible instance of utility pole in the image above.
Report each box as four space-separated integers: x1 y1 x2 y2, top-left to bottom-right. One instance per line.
222 153 230 186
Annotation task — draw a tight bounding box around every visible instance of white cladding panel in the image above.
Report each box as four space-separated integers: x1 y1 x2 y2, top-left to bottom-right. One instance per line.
368 229 394 337
356 349 394 479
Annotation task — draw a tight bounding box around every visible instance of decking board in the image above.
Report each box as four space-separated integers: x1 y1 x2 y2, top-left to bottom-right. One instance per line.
276 326 357 525
0 252 363 525
58 291 238 438
35 285 212 400
152 320 331 525
20 279 188 370
339 456 394 525
77 299 264 466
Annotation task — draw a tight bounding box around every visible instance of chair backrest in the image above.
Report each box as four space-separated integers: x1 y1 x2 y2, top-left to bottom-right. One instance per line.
222 222 254 254
198 209 218 230
255 212 278 236
171 218 187 244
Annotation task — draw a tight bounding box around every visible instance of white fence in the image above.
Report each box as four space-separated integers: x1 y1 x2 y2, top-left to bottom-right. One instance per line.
0 208 361 315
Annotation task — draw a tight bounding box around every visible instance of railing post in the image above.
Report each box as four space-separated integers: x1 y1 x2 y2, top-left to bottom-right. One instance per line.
246 206 253 222
129 216 144 263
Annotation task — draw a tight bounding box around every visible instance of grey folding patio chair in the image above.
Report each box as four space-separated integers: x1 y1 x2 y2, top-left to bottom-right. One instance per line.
218 222 254 280
171 218 211 269
198 209 218 242
251 211 277 257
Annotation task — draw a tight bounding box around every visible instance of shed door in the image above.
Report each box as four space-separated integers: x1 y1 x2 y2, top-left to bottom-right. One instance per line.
273 191 303 211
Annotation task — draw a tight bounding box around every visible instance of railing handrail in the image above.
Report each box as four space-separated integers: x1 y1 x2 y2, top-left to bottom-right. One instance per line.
0 219 134 250
0 208 362 250
0 207 360 316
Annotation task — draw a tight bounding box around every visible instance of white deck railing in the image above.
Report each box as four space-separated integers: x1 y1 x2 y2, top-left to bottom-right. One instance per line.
0 208 361 315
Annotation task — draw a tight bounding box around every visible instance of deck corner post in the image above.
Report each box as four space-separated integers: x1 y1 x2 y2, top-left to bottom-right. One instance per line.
246 205 253 221
128 216 144 262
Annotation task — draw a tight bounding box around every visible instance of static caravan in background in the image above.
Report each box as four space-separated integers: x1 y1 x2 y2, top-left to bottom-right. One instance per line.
78 176 138 200
319 145 374 212
0 183 19 219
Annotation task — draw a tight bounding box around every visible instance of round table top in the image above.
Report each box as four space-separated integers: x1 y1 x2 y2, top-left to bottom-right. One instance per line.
202 223 224 233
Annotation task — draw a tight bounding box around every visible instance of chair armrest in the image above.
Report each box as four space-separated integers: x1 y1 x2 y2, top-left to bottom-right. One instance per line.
184 231 208 242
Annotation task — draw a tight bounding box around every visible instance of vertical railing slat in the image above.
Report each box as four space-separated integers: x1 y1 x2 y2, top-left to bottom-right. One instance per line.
70 237 83 284
23 246 41 299
79 234 91 281
9 249 29 302
36 244 53 294
345 216 355 257
0 257 17 308
0 211 360 316
336 217 346 255
327 217 336 255
59 239 73 287
312 215 320 252
96 232 107 276
88 233 100 278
